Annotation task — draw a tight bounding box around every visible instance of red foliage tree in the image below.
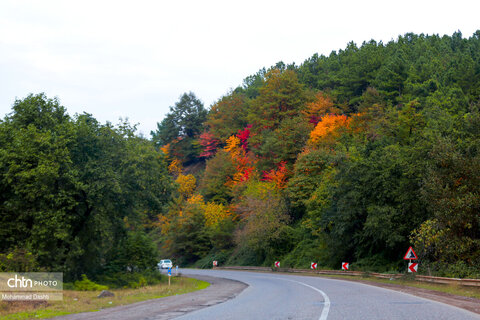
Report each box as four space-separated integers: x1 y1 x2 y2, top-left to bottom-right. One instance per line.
237 125 252 151
199 131 220 158
262 161 289 189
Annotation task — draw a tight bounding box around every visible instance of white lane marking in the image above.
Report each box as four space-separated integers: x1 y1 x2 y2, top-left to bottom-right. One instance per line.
273 277 330 320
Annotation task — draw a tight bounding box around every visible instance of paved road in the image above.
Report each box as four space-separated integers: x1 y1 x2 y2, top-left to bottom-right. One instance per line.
178 269 480 320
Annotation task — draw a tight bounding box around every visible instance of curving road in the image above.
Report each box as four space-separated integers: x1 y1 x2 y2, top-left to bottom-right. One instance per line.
179 269 480 320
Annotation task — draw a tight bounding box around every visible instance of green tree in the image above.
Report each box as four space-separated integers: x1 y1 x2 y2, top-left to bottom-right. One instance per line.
151 92 207 164
166 202 211 265
205 91 249 142
248 69 309 131
199 150 236 203
256 116 313 171
233 181 291 262
0 94 77 272
0 94 174 279
417 110 480 270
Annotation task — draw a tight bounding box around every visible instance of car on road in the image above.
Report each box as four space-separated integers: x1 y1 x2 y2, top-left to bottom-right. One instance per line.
158 259 173 269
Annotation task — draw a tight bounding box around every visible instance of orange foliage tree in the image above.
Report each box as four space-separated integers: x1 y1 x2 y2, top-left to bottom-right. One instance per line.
262 161 289 189
224 134 256 187
303 92 341 125
160 143 170 157
309 114 351 145
168 158 183 177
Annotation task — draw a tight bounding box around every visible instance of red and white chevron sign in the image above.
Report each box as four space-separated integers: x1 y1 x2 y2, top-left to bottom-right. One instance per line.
311 262 317 270
342 262 349 270
274 261 280 268
408 262 418 273
213 260 218 267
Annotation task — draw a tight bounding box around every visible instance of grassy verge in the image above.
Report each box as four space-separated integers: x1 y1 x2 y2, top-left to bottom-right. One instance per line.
0 277 210 320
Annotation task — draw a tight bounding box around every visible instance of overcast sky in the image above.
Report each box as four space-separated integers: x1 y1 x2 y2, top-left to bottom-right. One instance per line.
1 0 479 136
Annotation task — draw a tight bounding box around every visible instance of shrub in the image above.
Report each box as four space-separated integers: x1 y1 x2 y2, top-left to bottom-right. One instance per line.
97 271 164 289
0 249 38 272
282 237 328 269
73 275 108 291
193 250 232 269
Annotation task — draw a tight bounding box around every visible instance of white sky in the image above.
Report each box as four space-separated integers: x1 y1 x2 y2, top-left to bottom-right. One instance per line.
1 0 479 136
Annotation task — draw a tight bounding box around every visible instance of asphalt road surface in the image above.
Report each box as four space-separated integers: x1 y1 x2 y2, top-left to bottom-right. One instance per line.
178 269 480 320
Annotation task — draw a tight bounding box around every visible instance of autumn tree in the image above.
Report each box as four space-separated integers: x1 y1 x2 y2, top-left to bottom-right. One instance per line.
309 114 351 146
175 174 196 198
262 161 289 189
233 181 291 262
303 92 341 125
223 135 257 188
199 131 220 158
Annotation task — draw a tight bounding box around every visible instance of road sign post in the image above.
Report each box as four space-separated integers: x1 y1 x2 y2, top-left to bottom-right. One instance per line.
403 246 418 274
213 260 218 268
168 267 172 286
274 261 280 268
342 262 349 271
175 265 178 276
311 262 317 270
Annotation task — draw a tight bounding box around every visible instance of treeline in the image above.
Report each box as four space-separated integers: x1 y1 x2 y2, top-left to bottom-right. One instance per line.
1 31 479 279
154 31 480 277
0 94 174 280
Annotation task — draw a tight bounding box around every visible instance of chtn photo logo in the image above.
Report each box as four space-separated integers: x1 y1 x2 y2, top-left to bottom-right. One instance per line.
6 274 58 288
7 274 33 288
0 272 63 301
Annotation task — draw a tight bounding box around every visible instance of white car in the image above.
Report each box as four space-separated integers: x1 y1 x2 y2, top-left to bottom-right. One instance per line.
158 259 173 269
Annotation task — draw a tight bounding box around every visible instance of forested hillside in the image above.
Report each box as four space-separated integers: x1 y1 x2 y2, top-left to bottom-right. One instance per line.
1 31 479 280
153 31 480 277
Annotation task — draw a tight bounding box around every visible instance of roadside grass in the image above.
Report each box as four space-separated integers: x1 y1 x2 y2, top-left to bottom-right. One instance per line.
0 277 210 320
310 273 480 299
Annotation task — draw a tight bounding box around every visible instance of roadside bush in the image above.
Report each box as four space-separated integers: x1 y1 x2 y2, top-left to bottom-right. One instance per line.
226 245 264 266
429 261 480 279
350 254 402 273
73 274 108 291
282 238 329 269
105 231 159 274
193 250 232 269
97 271 164 289
0 249 38 272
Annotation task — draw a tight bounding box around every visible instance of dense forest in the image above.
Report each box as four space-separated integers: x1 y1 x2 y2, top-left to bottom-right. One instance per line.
0 95 174 281
1 31 479 280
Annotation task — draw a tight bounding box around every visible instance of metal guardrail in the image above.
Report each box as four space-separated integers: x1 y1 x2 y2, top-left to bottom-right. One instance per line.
217 266 480 287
